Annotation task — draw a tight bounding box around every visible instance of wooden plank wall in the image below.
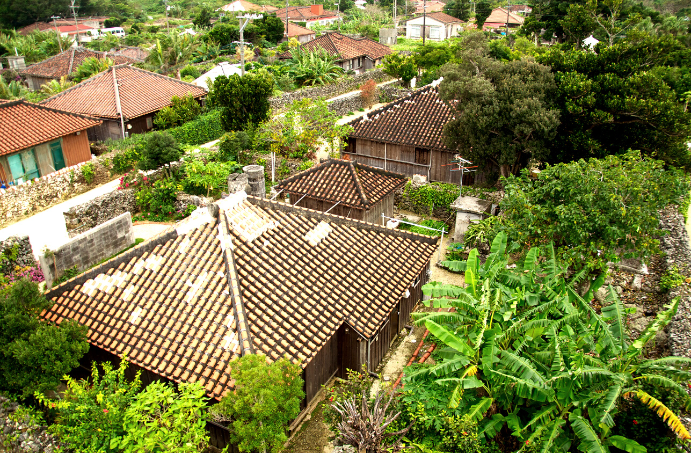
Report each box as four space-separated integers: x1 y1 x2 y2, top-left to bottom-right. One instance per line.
62 132 92 167
290 193 365 220
304 331 338 403
369 320 391 371
87 121 121 142
362 192 395 225
338 323 362 378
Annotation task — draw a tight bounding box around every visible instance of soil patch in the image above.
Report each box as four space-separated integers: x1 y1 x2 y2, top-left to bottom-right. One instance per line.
283 392 334 453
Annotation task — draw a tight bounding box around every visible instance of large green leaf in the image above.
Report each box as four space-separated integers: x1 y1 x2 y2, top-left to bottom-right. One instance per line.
629 298 679 356
424 320 475 356
466 397 493 422
440 260 467 273
601 285 628 352
421 282 466 298
570 414 607 453
605 436 646 453
479 414 506 440
465 249 479 295
597 384 622 428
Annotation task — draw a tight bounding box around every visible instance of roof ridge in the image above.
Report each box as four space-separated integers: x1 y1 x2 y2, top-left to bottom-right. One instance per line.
352 160 408 180
347 160 369 206
3 99 103 122
348 84 438 124
219 213 254 356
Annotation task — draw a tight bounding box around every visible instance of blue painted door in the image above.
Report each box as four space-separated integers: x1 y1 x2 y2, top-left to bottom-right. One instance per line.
49 141 66 171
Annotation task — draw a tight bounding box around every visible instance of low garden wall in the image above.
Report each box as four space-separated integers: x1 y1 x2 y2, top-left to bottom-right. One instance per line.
40 212 135 288
0 235 35 268
269 69 393 112
0 396 59 453
64 188 137 237
327 85 411 116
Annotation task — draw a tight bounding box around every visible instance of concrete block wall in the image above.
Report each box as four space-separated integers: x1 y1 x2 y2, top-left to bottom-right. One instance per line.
40 212 135 288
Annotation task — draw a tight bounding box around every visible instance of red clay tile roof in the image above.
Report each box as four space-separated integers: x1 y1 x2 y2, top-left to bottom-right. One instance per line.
283 20 316 37
41 65 207 120
274 5 339 20
348 85 453 151
43 195 437 399
485 7 525 25
0 100 102 157
20 47 137 79
412 11 463 23
280 32 392 61
276 159 407 209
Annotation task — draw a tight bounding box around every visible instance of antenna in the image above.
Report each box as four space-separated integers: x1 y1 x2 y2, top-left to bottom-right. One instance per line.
69 0 80 43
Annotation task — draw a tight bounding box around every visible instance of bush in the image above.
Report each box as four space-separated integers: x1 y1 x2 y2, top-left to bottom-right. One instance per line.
138 132 182 170
167 109 225 145
112 147 142 174
81 161 96 184
37 360 141 453
182 159 241 197
208 70 274 132
153 94 203 130
212 354 303 453
218 131 251 162
135 178 178 216
103 16 124 28
360 79 377 109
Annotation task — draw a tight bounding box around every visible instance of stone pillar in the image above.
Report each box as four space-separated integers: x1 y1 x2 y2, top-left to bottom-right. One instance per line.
243 165 266 198
227 173 250 194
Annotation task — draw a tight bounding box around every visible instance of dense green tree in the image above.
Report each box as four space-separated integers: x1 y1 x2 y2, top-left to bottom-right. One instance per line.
208 70 274 131
252 13 285 45
0 0 70 28
154 94 202 130
138 131 182 170
0 279 89 398
538 34 691 167
205 23 239 46
213 354 304 453
192 5 212 29
560 4 597 47
474 1 492 29
439 35 560 176
382 52 416 88
443 0 469 21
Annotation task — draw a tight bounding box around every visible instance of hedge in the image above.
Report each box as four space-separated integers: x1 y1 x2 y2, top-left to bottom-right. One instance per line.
167 109 225 145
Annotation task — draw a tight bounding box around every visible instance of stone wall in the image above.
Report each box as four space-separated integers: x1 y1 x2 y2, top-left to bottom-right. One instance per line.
327 85 411 116
64 188 137 237
40 212 135 288
0 396 60 453
0 158 113 229
0 235 35 268
269 69 393 112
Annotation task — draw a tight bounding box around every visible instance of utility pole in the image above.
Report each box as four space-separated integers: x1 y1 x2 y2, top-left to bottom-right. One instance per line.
505 0 510 36
164 0 170 33
393 0 397 32
422 0 426 45
69 0 80 44
51 16 63 52
237 14 262 76
285 0 289 37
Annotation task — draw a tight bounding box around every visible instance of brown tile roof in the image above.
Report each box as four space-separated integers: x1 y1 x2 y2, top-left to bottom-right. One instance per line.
414 11 463 23
219 0 278 11
0 100 102 157
20 47 137 79
485 7 525 25
279 32 392 61
283 20 316 37
43 195 437 399
274 5 339 20
41 65 207 120
275 159 407 209
413 1 446 14
348 85 452 151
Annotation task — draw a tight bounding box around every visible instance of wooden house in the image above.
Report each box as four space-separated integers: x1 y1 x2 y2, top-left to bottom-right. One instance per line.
274 159 407 224
43 193 438 449
41 65 207 142
0 100 101 186
345 85 466 183
483 7 525 30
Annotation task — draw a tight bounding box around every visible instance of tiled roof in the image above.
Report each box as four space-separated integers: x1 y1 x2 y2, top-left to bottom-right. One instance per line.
348 85 453 151
413 1 446 14
275 159 407 209
41 65 207 120
280 32 391 61
414 11 463 23
485 7 525 25
0 100 102 157
21 47 137 79
43 195 437 399
274 5 339 20
283 20 315 37
219 0 278 11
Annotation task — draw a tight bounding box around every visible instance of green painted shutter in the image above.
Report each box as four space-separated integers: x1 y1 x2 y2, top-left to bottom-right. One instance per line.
7 154 24 182
50 141 66 171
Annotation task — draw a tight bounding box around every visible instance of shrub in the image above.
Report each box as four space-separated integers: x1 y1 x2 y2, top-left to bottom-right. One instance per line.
103 16 124 28
81 161 96 184
138 132 182 170
37 360 141 453
208 70 274 131
114 381 209 453
212 354 303 453
153 94 203 130
182 159 241 197
0 280 89 397
135 178 178 216
167 109 225 145
218 131 251 162
360 79 377 109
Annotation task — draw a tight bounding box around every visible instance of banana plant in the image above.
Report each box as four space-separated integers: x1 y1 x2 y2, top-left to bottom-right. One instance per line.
411 233 691 452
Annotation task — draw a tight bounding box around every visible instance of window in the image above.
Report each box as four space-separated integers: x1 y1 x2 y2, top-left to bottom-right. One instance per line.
348 59 354 70
357 57 362 68
430 26 440 39
49 141 66 171
410 24 421 38
415 148 430 165
146 116 153 129
7 149 40 184
346 137 357 154
412 274 421 287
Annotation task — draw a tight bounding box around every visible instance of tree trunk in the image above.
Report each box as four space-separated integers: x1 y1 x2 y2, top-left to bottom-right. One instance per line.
500 165 511 178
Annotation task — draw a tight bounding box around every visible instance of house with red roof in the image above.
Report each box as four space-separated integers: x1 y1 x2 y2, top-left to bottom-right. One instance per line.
21 47 137 91
405 12 464 41
0 100 101 186
281 20 316 43
274 4 341 29
483 7 525 30
279 32 391 74
41 65 207 141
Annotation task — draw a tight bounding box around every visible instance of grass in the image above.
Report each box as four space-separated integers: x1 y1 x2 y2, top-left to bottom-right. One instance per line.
391 38 424 52
398 219 448 236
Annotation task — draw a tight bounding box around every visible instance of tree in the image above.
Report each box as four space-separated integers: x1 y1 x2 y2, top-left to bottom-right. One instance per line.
474 1 492 29
0 0 70 28
537 35 691 167
208 70 274 132
71 57 114 83
154 94 202 130
205 23 240 46
138 131 182 170
193 5 212 29
417 233 691 452
115 381 209 453
286 47 344 86
439 35 560 176
213 354 304 453
443 0 469 21
0 279 89 397
588 0 641 46
559 3 597 47
252 14 284 45
382 52 417 88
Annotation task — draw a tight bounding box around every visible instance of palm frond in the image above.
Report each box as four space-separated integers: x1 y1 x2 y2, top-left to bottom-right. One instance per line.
628 390 691 440
570 415 608 453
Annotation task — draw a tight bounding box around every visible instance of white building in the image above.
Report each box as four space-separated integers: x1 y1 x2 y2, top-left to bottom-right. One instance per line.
193 62 242 90
405 12 463 41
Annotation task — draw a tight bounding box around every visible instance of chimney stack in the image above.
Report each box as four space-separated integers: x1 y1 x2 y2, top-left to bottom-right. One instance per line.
311 4 324 15
243 165 266 198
